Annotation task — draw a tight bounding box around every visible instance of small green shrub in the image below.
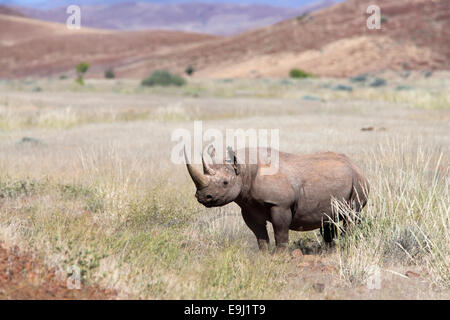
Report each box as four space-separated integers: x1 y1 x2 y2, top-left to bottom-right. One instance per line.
141 70 186 87
104 68 115 79
76 62 90 74
289 69 314 79
75 61 90 85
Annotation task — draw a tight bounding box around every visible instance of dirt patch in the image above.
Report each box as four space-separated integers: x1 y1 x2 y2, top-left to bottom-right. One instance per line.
0 244 116 299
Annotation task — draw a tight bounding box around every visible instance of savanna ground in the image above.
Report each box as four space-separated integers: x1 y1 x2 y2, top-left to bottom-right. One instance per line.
0 71 448 299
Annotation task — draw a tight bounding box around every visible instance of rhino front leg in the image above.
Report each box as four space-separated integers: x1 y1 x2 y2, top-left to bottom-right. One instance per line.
270 206 292 253
241 210 269 251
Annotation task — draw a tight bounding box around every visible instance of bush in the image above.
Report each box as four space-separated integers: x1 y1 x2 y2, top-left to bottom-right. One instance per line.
185 65 195 76
141 70 186 87
349 74 368 83
296 13 309 23
104 68 115 79
289 69 314 79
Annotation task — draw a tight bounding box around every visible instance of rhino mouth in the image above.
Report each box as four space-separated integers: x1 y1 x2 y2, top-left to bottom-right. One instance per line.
200 200 217 207
197 197 220 207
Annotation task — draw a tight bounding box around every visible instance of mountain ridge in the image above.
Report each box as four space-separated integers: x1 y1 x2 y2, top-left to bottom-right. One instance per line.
15 0 336 35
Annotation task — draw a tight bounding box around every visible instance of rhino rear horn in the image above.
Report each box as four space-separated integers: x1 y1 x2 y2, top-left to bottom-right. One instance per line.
202 152 216 175
207 145 216 164
227 147 241 175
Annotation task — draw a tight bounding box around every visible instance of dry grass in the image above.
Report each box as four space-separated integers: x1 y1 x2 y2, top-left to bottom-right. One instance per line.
0 75 448 299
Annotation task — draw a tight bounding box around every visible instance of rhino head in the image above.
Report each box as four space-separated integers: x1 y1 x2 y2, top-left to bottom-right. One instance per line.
185 145 242 207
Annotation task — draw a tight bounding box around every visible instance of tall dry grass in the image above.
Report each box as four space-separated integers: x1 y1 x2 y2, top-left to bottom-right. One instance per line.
332 140 449 289
0 77 448 298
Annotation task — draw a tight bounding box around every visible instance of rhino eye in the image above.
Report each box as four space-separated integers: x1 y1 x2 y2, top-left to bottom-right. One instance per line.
223 181 229 186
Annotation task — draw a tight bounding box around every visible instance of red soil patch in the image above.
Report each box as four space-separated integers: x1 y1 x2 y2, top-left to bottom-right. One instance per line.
0 244 116 299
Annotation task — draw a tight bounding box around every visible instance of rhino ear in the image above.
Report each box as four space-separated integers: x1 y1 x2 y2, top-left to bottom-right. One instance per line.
227 147 241 175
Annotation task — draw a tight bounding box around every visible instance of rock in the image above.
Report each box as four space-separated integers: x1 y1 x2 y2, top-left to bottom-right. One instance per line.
424 71 433 78
333 84 353 92
291 248 303 259
302 255 316 262
17 137 43 145
297 262 310 268
320 265 335 273
405 270 420 278
396 85 413 91
369 77 387 87
399 71 411 79
302 95 322 101
312 283 325 293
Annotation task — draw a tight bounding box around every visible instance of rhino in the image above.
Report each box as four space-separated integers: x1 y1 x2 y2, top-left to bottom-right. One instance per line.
185 146 369 252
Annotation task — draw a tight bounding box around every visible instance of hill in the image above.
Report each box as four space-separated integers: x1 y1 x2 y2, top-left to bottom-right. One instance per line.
0 4 26 17
141 0 449 78
1 0 448 79
0 13 216 78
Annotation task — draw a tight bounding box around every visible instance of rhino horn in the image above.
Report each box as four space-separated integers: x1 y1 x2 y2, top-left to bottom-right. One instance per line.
207 145 217 164
184 146 209 188
202 152 216 175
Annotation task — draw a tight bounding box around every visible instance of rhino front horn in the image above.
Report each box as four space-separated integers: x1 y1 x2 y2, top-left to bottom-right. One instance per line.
184 146 209 189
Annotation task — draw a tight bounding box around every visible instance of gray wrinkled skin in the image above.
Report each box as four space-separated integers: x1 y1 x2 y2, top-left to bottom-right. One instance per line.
185 146 370 252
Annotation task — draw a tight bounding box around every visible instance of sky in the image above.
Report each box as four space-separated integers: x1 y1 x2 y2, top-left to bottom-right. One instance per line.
1 0 327 9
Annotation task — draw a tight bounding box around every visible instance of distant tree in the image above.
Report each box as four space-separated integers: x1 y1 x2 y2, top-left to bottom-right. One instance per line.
104 68 115 79
185 65 195 76
75 61 90 85
289 68 314 79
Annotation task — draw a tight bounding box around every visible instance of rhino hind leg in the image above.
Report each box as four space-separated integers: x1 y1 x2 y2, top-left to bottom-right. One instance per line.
321 222 337 244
